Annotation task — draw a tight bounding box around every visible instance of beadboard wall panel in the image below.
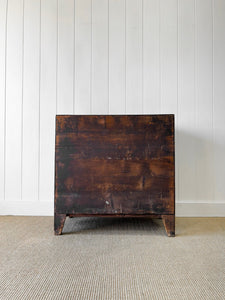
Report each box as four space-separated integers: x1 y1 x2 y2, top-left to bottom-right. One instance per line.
5 0 23 202
143 0 160 114
160 0 179 203
0 0 225 216
196 0 214 203
213 0 225 203
126 0 143 114
92 0 109 114
74 0 92 113
178 0 196 204
39 0 57 202
57 0 74 114
109 0 125 114
160 0 178 116
22 0 40 202
0 0 8 203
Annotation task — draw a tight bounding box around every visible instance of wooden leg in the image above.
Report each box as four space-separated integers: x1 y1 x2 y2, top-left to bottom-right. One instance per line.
162 215 175 237
54 213 66 235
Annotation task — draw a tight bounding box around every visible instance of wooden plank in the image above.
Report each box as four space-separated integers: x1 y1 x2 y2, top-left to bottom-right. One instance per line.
68 214 163 218
22 0 40 202
0 0 8 201
5 0 23 201
55 159 174 193
56 175 174 194
56 115 105 132
55 144 173 161
57 0 74 114
55 132 174 160
39 0 57 202
109 0 125 113
56 114 174 132
105 115 173 130
55 115 174 161
74 0 92 113
56 158 174 178
92 0 109 114
78 115 106 131
55 190 174 215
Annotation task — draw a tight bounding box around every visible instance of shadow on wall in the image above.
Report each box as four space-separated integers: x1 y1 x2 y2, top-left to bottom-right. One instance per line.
175 128 224 203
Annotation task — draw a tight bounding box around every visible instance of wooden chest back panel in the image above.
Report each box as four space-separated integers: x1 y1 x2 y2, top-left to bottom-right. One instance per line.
55 115 175 215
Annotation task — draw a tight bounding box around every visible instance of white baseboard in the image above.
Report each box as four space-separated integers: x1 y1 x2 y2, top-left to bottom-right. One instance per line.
0 202 225 217
175 203 225 217
0 201 54 216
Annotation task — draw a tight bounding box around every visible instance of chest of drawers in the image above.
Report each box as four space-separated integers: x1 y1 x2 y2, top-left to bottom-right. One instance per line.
54 115 175 236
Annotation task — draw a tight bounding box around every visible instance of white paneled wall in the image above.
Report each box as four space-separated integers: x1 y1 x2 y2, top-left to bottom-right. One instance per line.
0 0 225 216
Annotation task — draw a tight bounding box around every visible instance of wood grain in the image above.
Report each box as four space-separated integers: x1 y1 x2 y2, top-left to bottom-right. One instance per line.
54 115 175 236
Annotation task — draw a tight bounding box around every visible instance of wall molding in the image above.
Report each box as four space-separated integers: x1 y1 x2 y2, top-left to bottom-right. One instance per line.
0 201 54 216
0 202 224 217
176 203 225 217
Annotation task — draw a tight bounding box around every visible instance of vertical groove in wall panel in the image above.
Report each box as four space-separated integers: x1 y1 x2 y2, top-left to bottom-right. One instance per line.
75 0 92 114
21 0 24 202
176 0 179 204
5 0 23 201
92 0 108 114
39 0 57 202
90 0 93 113
73 0 75 113
141 0 143 113
0 0 8 201
108 0 125 114
126 0 142 114
143 0 160 114
37 0 41 202
212 0 214 204
178 0 196 203
158 0 161 113
22 0 40 202
213 0 225 203
124 0 126 113
194 0 197 201
56 0 58 113
107 0 109 114
57 0 74 114
196 0 213 203
160 0 178 202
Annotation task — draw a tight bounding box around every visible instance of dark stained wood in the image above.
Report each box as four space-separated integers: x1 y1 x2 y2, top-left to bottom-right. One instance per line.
162 215 175 237
55 191 174 215
55 132 173 160
67 214 163 218
54 115 175 236
54 213 66 235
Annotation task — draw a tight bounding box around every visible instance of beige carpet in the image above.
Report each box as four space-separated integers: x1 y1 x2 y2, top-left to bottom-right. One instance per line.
0 217 224 300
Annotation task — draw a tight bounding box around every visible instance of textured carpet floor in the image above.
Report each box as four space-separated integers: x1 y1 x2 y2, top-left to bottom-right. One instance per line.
0 217 224 300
